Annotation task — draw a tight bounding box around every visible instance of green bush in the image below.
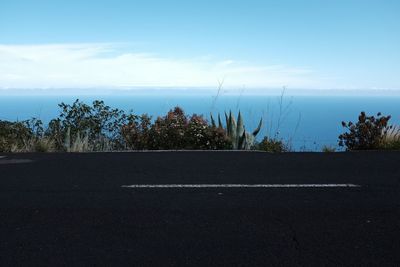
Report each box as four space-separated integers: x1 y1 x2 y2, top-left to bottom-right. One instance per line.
1 102 235 152
321 145 336 153
2 100 271 152
338 112 392 150
0 120 35 152
256 137 287 153
48 99 129 151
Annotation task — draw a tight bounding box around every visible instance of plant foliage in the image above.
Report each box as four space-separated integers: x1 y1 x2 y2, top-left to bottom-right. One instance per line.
256 136 288 153
211 111 262 150
338 112 392 150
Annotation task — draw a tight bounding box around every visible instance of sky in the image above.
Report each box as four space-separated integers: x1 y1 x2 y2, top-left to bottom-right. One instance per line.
0 0 399 90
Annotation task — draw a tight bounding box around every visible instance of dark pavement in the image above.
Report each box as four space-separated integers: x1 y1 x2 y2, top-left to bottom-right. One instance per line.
0 151 399 266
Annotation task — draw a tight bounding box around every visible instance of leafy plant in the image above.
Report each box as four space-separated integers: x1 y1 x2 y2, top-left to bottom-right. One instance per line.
0 119 39 152
137 107 232 150
256 137 288 153
121 114 153 150
49 99 129 151
338 112 392 150
184 114 231 150
321 145 336 153
211 111 262 150
121 107 231 150
11 137 56 153
33 138 56 152
148 107 188 149
2 100 293 152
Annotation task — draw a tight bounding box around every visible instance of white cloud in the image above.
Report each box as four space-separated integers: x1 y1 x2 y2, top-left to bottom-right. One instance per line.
0 43 319 89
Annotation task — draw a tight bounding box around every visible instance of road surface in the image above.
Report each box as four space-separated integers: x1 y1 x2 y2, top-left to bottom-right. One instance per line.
0 151 399 266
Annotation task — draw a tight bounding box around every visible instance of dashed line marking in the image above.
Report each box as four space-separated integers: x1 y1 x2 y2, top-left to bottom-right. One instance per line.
0 159 33 165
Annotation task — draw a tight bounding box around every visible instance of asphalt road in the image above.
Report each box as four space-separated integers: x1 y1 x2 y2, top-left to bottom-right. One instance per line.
0 151 399 266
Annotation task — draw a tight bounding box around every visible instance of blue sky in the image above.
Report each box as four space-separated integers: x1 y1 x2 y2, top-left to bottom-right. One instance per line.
0 0 399 90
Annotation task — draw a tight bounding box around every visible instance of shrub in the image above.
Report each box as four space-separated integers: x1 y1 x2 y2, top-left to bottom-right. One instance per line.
11 137 56 153
48 99 129 151
0 118 59 152
321 145 336 153
256 137 287 153
338 112 392 150
122 107 232 150
32 137 56 152
121 114 152 150
185 115 231 150
2 101 265 152
148 107 188 149
0 120 35 152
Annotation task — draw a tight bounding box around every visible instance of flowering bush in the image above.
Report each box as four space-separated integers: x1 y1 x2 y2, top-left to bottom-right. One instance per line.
338 112 392 150
124 107 231 150
148 107 188 149
185 114 231 150
121 114 152 150
1 102 234 152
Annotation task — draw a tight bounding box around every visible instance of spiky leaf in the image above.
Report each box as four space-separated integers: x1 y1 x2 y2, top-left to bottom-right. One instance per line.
252 118 263 137
238 131 246 149
236 111 245 139
228 111 237 147
210 114 216 128
218 114 223 129
225 112 230 135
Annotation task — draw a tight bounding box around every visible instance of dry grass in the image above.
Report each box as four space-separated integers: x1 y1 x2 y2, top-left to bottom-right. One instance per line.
10 137 56 153
381 125 400 150
384 125 400 142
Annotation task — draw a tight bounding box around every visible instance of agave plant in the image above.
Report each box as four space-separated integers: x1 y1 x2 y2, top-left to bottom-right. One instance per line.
211 111 262 150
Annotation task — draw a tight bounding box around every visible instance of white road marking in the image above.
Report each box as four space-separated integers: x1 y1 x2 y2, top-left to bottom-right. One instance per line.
0 159 33 165
121 184 360 188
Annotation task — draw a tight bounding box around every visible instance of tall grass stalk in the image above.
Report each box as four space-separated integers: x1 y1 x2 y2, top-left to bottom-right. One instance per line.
382 125 400 149
384 125 400 142
210 78 224 112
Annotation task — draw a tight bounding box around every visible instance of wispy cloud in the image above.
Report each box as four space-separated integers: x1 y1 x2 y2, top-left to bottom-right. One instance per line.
0 43 318 89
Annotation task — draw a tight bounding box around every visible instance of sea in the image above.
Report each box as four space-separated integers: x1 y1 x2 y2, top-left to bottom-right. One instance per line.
1 90 399 151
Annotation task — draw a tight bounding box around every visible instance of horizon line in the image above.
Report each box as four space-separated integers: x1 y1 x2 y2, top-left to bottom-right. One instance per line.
1 87 400 96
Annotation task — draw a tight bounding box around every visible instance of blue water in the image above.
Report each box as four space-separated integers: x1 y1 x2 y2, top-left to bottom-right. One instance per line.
1 94 399 151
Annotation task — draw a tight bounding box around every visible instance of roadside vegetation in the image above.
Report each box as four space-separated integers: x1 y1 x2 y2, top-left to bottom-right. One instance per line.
339 112 400 151
0 99 286 152
321 145 336 153
255 137 288 153
1 100 398 153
